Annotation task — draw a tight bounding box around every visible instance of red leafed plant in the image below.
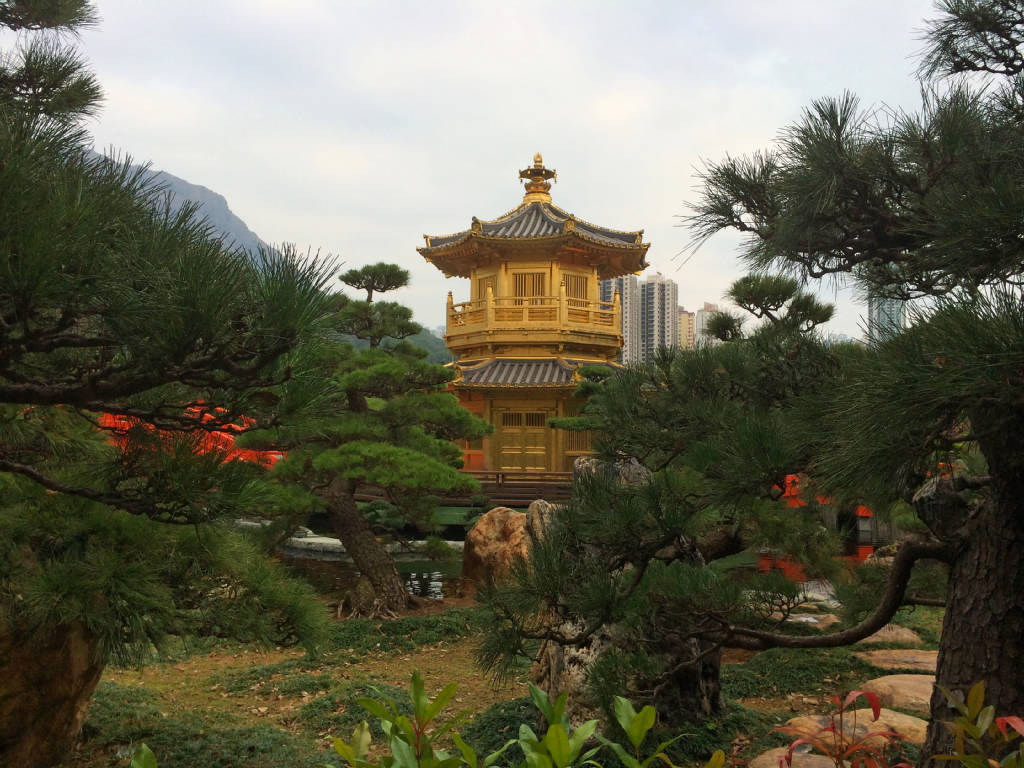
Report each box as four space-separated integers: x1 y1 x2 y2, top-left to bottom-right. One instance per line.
774 690 913 768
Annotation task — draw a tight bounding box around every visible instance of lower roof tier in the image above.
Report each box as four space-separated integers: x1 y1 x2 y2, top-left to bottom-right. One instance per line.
451 357 614 388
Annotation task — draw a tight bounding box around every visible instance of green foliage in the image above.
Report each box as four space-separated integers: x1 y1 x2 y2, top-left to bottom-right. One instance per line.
242 265 488 605
299 680 409 739
341 264 411 301
935 681 1024 768
132 743 159 768
422 535 459 562
460 698 535 757
0 498 330 667
0 0 102 120
835 564 947 639
805 294 1024 506
329 670 479 768
325 673 726 768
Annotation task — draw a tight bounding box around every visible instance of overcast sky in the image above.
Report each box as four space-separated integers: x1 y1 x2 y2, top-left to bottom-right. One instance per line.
79 0 936 339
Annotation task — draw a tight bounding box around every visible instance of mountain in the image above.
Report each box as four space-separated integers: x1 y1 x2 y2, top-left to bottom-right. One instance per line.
146 168 264 255
88 150 265 254
96 151 452 359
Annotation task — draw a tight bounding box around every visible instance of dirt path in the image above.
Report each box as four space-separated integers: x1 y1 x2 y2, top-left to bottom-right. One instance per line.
103 634 529 735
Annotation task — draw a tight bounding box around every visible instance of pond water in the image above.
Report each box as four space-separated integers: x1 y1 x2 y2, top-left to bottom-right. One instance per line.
279 554 462 600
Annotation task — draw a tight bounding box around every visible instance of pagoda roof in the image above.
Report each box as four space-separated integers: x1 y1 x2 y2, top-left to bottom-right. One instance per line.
423 201 644 250
419 154 650 279
453 357 614 388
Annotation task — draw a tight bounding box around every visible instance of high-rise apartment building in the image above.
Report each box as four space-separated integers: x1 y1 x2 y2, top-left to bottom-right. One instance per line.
866 294 905 343
678 308 695 349
640 273 678 361
600 275 641 364
694 302 719 345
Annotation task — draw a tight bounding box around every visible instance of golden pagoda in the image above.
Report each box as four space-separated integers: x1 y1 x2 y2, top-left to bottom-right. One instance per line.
419 154 649 473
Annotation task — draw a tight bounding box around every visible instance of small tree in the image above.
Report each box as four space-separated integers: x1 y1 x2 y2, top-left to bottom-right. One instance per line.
480 276 859 723
247 264 490 617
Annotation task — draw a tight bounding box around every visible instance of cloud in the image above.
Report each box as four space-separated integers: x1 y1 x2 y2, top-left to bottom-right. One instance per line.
81 0 935 338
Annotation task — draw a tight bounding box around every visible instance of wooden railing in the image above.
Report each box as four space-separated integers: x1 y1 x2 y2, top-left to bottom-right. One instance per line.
463 470 573 486
447 294 618 332
354 470 573 507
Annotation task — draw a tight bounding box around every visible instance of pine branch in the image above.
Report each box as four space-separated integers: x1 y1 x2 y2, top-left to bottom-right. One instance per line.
700 537 952 650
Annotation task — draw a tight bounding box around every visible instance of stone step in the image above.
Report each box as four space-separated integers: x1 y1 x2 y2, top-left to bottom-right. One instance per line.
855 649 937 672
856 624 923 646
860 673 935 715
784 707 928 746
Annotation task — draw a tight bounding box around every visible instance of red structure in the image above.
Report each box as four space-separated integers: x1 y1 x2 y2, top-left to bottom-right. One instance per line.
98 408 282 468
758 473 877 581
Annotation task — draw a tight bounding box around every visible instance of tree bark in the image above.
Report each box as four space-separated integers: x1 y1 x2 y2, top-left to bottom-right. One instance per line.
328 479 410 615
921 492 1024 759
0 621 104 768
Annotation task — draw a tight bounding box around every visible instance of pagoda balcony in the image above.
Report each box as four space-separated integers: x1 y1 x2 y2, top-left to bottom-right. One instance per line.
445 291 622 356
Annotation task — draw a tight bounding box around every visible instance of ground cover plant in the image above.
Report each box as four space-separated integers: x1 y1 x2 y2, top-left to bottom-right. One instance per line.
66 601 947 768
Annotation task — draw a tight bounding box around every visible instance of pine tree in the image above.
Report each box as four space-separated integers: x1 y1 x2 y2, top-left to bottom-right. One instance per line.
687 0 1024 755
485 4 1024 756
246 264 490 617
0 3 334 764
479 276 850 724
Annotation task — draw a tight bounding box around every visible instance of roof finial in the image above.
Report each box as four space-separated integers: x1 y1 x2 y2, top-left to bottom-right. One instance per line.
519 153 556 204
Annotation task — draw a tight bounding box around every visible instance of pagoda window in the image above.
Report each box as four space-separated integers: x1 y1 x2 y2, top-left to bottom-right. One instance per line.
562 402 594 455
513 272 546 305
501 412 522 427
476 275 496 302
564 273 589 308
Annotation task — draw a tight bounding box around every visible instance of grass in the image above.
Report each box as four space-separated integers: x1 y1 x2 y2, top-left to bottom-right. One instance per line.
461 697 535 757
722 647 885 698
204 607 485 696
76 601 939 768
323 607 486 655
81 682 330 768
297 680 409 739
891 605 943 647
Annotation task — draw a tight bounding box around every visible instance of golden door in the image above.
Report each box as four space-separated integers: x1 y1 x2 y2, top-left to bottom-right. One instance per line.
497 411 550 471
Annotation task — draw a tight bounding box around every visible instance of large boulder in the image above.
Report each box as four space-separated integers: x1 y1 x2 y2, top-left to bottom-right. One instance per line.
855 649 937 672
573 455 650 485
784 707 929 746
860 674 935 715
748 747 836 768
461 506 528 593
856 623 923 646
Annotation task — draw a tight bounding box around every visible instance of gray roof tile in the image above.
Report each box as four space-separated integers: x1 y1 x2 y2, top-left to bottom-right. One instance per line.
424 203 642 250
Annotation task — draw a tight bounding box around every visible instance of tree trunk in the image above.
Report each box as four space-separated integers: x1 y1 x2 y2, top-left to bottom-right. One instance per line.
655 639 724 720
328 479 409 615
0 621 104 768
921 489 1024 760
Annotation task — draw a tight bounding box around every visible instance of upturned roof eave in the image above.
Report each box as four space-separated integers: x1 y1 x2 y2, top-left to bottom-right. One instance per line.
419 232 649 278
